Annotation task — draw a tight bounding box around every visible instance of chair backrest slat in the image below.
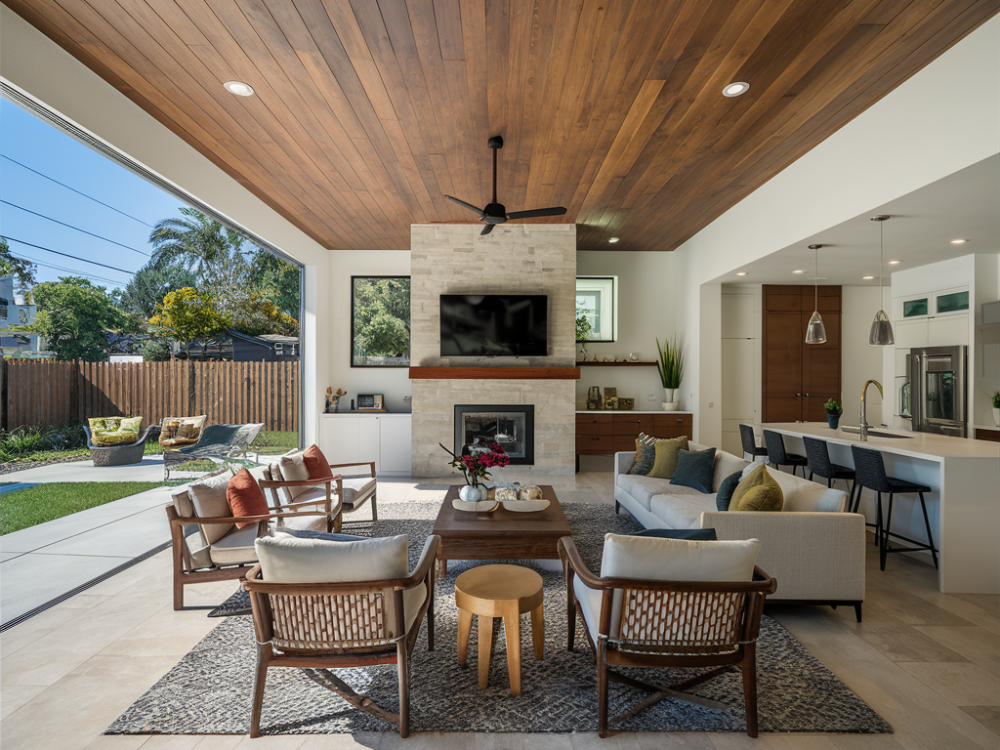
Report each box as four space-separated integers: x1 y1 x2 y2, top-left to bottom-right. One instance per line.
619 589 746 651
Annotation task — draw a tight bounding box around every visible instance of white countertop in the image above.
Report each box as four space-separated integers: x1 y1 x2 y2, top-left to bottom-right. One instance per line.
576 410 695 415
974 423 1000 432
763 422 1000 462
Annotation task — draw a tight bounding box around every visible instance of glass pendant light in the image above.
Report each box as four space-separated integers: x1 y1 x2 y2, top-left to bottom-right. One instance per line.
805 244 827 344
869 216 895 346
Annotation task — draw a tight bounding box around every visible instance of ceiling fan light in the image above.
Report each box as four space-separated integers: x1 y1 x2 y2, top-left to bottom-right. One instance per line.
868 309 895 346
806 310 827 344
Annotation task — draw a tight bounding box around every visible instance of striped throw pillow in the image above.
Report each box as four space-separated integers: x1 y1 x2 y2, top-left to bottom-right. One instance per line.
627 432 659 475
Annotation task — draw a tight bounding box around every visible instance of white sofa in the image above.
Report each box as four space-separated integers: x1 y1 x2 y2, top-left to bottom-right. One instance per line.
613 442 866 618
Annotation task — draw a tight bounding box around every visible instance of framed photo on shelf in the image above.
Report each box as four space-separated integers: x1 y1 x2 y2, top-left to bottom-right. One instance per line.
357 394 385 412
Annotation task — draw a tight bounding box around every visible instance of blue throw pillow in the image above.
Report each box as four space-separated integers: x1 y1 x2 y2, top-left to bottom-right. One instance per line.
631 528 718 541
276 528 365 542
715 470 743 512
669 447 717 494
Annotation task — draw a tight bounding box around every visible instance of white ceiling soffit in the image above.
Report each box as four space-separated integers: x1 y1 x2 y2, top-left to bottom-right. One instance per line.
715 153 999 286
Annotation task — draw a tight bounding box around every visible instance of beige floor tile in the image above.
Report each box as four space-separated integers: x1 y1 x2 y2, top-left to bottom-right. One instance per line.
1 624 55 659
192 737 245 750
830 736 908 749
912 625 1000 676
0 682 47 720
80 736 149 750
847 619 970 664
231 736 307 749
295 735 384 750
138 737 204 749
895 661 1000 707
959 706 1000 738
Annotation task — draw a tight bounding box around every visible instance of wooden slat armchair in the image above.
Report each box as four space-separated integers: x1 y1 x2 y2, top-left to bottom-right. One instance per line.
327 461 378 521
258 468 345 534
166 469 342 610
242 534 441 738
558 536 777 738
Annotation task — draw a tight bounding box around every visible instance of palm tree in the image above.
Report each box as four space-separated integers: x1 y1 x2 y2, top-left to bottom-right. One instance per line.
149 207 252 288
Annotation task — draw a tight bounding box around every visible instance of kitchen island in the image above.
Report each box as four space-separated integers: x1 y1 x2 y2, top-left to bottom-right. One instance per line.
761 423 999 594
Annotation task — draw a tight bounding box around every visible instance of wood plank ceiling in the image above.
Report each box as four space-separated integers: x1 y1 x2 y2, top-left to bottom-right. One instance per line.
9 0 997 251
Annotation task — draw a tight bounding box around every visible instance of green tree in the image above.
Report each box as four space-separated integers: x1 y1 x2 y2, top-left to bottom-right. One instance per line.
358 312 409 356
0 239 38 302
117 261 196 319
247 249 300 317
140 338 172 362
23 277 139 361
352 277 410 362
215 287 299 337
149 287 230 354
149 207 251 288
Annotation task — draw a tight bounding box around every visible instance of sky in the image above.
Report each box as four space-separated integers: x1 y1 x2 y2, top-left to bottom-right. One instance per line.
1 96 186 291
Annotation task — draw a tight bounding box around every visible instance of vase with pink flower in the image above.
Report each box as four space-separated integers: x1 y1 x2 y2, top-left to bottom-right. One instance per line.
440 441 510 501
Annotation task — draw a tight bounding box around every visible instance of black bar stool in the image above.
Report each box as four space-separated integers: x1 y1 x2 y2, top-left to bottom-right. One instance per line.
851 445 939 571
803 436 858 510
763 430 808 477
739 424 768 463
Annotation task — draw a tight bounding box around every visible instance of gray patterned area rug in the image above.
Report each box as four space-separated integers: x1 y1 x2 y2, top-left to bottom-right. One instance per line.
108 501 892 736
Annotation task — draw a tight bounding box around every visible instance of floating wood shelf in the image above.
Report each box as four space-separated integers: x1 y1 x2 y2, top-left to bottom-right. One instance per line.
409 366 580 380
578 361 658 367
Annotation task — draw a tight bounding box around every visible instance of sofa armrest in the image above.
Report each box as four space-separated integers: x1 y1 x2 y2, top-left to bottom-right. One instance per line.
614 452 635 479
700 511 866 602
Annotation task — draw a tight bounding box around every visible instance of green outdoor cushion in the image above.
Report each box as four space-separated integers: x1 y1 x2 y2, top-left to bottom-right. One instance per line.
715 471 743 512
669 447 717 493
646 435 689 479
89 416 142 446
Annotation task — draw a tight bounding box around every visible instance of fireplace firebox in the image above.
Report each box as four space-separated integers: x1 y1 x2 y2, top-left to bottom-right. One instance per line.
454 404 535 465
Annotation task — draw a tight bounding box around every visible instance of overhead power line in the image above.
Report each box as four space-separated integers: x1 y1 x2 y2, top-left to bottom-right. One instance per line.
1 154 155 228
9 251 129 287
2 236 136 275
0 200 150 257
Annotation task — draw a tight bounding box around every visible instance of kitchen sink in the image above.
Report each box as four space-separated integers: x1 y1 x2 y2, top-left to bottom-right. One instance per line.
840 426 914 439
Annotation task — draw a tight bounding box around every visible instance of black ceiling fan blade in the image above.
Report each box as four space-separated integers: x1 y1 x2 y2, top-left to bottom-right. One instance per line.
505 206 568 220
480 224 495 236
445 195 485 216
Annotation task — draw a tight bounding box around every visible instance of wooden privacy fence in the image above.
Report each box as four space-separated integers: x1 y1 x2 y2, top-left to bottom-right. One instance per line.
1 359 299 432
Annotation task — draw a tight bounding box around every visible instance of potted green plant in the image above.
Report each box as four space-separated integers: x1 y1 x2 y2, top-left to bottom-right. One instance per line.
823 398 843 429
576 314 592 361
655 337 684 411
992 391 1000 428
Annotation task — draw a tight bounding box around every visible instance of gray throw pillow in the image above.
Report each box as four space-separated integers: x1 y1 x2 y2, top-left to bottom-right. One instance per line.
715 471 743 512
669 447 717 494
627 433 658 475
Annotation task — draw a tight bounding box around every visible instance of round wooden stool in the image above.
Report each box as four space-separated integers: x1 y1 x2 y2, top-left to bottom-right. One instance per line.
454 564 544 696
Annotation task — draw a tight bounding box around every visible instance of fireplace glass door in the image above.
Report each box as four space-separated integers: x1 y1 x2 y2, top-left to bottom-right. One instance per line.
454 405 535 465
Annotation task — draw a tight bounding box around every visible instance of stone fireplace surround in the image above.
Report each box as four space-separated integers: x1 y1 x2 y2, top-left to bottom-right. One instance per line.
410 224 577 477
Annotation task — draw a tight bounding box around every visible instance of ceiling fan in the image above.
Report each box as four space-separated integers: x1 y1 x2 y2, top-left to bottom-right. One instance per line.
445 136 567 235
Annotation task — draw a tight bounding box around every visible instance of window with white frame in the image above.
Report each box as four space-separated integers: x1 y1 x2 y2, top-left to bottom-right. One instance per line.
576 276 616 342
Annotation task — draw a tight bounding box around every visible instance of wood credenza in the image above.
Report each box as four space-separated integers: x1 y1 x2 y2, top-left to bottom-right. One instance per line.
576 411 694 471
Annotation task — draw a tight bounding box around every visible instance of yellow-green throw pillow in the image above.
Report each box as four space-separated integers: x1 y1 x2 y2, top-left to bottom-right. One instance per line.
730 464 784 512
647 435 689 479
729 463 767 510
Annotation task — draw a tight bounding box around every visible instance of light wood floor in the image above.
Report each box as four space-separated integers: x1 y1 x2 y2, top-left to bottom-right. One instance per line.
1 473 997 750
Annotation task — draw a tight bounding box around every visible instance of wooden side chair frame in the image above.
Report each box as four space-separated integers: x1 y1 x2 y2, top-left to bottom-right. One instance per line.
258 471 345 534
328 461 378 521
242 535 441 738
558 537 777 738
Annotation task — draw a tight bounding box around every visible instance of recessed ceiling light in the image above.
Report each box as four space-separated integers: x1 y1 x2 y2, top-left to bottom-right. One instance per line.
888 260 901 265
224 81 254 97
950 239 967 244
723 82 750 98
608 237 620 243
792 269 806 274
862 275 874 280
736 271 748 276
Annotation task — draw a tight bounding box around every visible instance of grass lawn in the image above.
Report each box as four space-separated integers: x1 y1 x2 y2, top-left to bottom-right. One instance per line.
0 482 165 535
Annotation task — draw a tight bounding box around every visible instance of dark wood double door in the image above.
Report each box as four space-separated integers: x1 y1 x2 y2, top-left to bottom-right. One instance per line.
763 285 842 424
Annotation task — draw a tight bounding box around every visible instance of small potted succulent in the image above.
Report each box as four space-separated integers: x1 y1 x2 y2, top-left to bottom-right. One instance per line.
992 391 1000 428
823 398 843 430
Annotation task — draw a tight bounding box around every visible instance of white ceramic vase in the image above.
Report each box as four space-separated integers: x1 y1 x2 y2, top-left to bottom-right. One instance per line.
662 388 679 411
459 484 485 502
993 407 1000 428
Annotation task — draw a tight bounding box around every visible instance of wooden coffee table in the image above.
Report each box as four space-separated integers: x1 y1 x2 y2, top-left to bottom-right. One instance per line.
432 485 572 576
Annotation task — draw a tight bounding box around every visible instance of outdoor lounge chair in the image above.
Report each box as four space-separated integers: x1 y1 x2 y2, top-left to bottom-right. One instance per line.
558 535 777 738
162 422 264 480
166 466 342 609
84 422 161 467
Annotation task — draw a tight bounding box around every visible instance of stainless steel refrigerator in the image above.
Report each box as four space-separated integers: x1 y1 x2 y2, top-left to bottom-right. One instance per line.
909 345 968 438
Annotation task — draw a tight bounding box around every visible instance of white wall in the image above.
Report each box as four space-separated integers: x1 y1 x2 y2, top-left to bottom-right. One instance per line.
0 6 335 445
841 286 886 427
672 17 1000 443
327 251 412 413
575 251 675 410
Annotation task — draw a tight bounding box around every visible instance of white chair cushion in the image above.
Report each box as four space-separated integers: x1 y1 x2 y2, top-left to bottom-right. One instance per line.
403 582 428 633
209 524 260 566
615 475 673 511
188 471 234 545
574 574 621 641
171 488 195 519
340 476 376 505
279 512 329 533
277 452 312 501
255 534 409 584
602 534 761 583
649 494 715 529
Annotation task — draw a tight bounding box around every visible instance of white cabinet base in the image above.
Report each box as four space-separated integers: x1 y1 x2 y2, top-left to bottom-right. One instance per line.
320 414 411 476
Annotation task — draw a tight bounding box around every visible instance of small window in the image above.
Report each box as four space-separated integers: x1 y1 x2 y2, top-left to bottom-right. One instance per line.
576 276 617 342
352 276 411 367
936 291 969 314
903 298 928 318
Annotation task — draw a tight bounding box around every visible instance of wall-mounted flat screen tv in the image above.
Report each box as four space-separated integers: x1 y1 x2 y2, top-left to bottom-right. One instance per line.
440 294 548 357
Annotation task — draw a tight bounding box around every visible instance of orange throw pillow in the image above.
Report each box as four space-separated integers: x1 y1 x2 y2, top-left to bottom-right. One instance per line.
227 469 269 529
303 444 333 480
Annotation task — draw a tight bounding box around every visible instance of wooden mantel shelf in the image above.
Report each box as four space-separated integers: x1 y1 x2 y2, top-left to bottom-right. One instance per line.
409 366 581 380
